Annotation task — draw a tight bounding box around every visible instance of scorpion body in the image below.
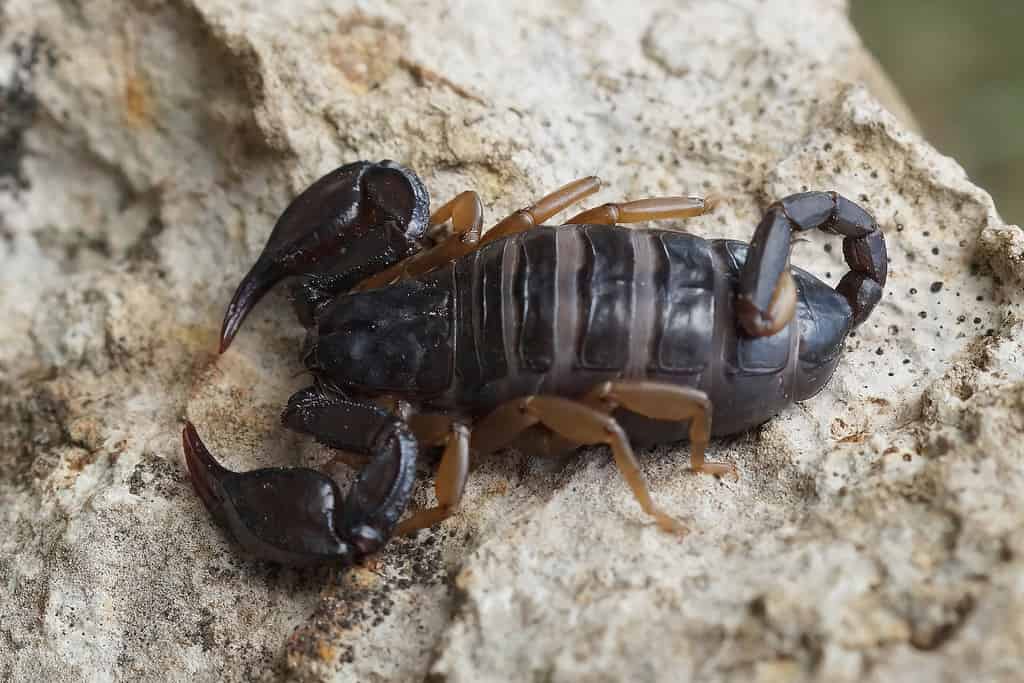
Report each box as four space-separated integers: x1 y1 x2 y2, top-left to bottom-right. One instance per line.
316 227 851 443
183 161 887 566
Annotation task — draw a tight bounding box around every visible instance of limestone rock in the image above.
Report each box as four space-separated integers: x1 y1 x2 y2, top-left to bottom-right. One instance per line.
1 1 1021 682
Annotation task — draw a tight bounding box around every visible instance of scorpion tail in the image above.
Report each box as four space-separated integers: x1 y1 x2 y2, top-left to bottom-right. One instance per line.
219 160 431 352
181 387 418 566
736 191 887 337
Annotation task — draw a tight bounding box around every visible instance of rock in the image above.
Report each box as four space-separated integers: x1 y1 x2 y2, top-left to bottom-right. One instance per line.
1 0 1021 682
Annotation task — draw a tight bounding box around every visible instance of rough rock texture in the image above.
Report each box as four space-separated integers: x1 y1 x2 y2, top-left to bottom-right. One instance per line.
1 1 1022 682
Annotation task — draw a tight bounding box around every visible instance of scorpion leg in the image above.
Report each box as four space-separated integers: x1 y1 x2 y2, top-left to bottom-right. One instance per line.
182 387 418 566
369 174 600 281
359 176 606 287
507 428 579 459
737 192 887 337
220 161 431 351
563 194 718 226
468 399 543 455
394 423 471 536
469 396 686 534
585 381 737 479
479 176 602 246
408 411 458 447
354 190 484 291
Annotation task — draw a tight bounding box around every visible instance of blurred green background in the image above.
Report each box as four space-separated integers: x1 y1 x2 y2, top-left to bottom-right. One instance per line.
852 1 1024 225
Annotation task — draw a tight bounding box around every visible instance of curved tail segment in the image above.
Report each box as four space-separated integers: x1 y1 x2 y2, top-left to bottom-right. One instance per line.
182 388 418 566
218 160 431 352
736 192 887 337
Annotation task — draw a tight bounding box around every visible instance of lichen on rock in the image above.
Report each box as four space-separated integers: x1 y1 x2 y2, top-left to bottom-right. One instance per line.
1 0 1022 682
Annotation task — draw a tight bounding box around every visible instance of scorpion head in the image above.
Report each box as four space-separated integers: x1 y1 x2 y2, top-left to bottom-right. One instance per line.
306 276 454 397
220 160 431 352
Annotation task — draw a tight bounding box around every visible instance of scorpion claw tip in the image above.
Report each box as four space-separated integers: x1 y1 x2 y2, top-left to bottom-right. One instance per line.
218 293 252 354
218 261 281 353
182 422 231 523
218 324 235 354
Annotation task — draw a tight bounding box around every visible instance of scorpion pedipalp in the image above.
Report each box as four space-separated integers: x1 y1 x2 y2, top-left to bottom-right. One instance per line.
219 160 431 352
182 387 418 566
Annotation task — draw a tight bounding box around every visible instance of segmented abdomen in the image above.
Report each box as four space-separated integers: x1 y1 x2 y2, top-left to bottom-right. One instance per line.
449 226 802 436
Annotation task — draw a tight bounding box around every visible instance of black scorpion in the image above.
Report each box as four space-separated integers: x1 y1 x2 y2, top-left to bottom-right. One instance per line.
183 160 887 565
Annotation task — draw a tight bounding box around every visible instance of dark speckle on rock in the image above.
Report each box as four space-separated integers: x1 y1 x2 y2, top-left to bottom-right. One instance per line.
1 33 48 192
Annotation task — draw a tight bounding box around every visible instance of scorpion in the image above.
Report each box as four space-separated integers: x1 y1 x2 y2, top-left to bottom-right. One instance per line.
183 160 887 566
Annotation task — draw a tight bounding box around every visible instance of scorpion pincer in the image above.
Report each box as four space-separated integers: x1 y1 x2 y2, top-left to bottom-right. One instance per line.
183 160 887 566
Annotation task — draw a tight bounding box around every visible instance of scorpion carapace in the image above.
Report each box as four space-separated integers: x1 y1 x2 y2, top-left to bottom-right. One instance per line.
184 160 887 566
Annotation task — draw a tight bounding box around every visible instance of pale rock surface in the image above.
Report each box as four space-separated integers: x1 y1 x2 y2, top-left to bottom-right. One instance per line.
1 1 1021 682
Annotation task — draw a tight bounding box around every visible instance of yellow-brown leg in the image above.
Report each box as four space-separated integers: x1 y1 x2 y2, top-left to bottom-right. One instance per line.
354 190 484 291
469 395 686 534
469 399 542 455
523 396 687 534
394 423 471 536
479 176 602 246
584 381 737 478
407 411 456 448
564 194 718 226
507 427 578 460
